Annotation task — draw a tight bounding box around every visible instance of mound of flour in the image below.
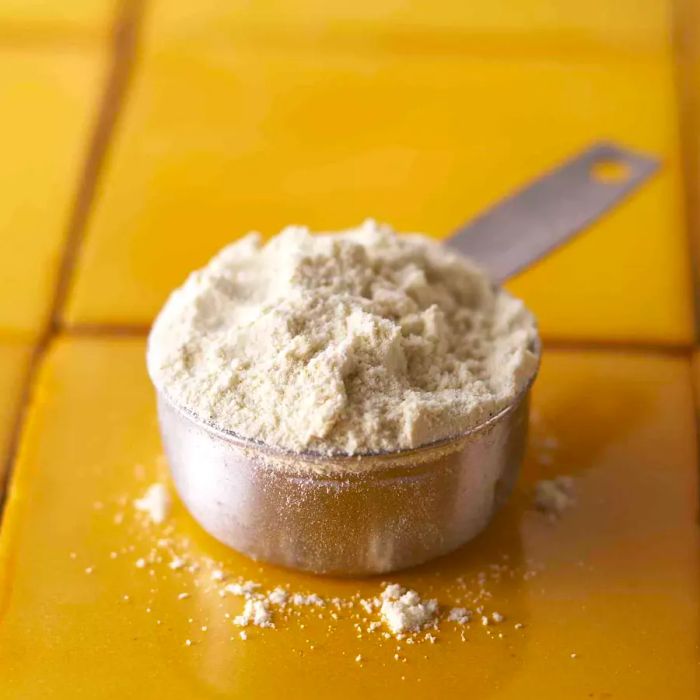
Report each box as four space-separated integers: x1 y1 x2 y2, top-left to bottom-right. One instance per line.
147 220 538 455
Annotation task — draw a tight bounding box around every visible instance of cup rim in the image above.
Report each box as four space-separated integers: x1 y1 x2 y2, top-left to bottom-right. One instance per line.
149 336 541 467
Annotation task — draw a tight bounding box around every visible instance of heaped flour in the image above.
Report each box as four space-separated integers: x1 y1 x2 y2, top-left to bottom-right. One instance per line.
148 220 538 456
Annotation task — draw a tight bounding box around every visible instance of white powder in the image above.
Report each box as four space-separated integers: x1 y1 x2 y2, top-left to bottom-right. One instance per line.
148 220 538 456
447 607 471 624
290 592 325 607
133 483 170 524
359 599 375 615
379 583 438 634
534 476 575 518
224 581 260 596
234 599 273 628
267 587 288 606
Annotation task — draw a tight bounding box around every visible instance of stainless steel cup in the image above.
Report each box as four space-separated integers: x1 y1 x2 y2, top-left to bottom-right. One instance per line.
152 346 538 576
150 143 659 575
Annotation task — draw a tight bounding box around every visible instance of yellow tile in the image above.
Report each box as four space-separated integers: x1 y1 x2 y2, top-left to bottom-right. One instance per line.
0 1 115 39
0 340 31 487
0 47 105 339
65 45 693 344
147 0 671 58
0 337 697 697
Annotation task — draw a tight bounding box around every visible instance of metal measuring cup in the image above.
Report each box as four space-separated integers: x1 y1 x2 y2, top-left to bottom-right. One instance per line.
149 143 658 575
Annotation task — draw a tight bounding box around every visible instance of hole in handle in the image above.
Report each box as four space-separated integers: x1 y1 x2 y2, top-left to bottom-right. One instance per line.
590 158 630 184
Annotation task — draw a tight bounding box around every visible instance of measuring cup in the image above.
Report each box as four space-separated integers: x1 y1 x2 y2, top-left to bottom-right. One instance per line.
149 143 658 575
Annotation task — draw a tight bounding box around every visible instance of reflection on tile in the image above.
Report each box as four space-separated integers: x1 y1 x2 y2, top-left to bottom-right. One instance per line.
0 47 104 339
65 45 692 343
0 337 697 697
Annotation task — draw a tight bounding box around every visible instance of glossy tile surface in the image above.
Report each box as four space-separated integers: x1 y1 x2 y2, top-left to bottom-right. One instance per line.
65 44 693 343
1 337 697 698
0 47 104 339
147 0 671 57
0 340 31 487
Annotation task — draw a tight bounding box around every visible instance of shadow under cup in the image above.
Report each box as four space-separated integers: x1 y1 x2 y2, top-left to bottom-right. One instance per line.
155 382 534 576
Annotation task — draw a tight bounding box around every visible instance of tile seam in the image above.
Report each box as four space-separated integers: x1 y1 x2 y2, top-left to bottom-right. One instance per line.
670 2 700 516
0 0 145 519
671 0 700 342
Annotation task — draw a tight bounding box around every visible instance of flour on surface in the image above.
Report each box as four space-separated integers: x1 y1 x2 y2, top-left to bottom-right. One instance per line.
446 607 472 624
224 581 260 596
534 476 575 518
148 220 538 456
77 492 541 652
133 483 170 524
234 599 274 628
379 583 438 634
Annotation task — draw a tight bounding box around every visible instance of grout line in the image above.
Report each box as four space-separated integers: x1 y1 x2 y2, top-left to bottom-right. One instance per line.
64 322 152 337
49 0 144 333
670 0 700 342
688 356 700 514
671 0 700 513
541 338 692 357
0 0 145 517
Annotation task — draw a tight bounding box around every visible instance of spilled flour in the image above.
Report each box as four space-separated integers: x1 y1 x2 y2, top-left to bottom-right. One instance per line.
534 476 576 519
62 479 550 665
133 483 170 524
148 220 538 456
379 584 438 634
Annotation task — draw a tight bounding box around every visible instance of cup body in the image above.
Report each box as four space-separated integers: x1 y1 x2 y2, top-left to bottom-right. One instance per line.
156 387 532 575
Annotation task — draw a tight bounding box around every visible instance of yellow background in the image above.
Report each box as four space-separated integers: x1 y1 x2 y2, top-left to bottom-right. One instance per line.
0 1 698 697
